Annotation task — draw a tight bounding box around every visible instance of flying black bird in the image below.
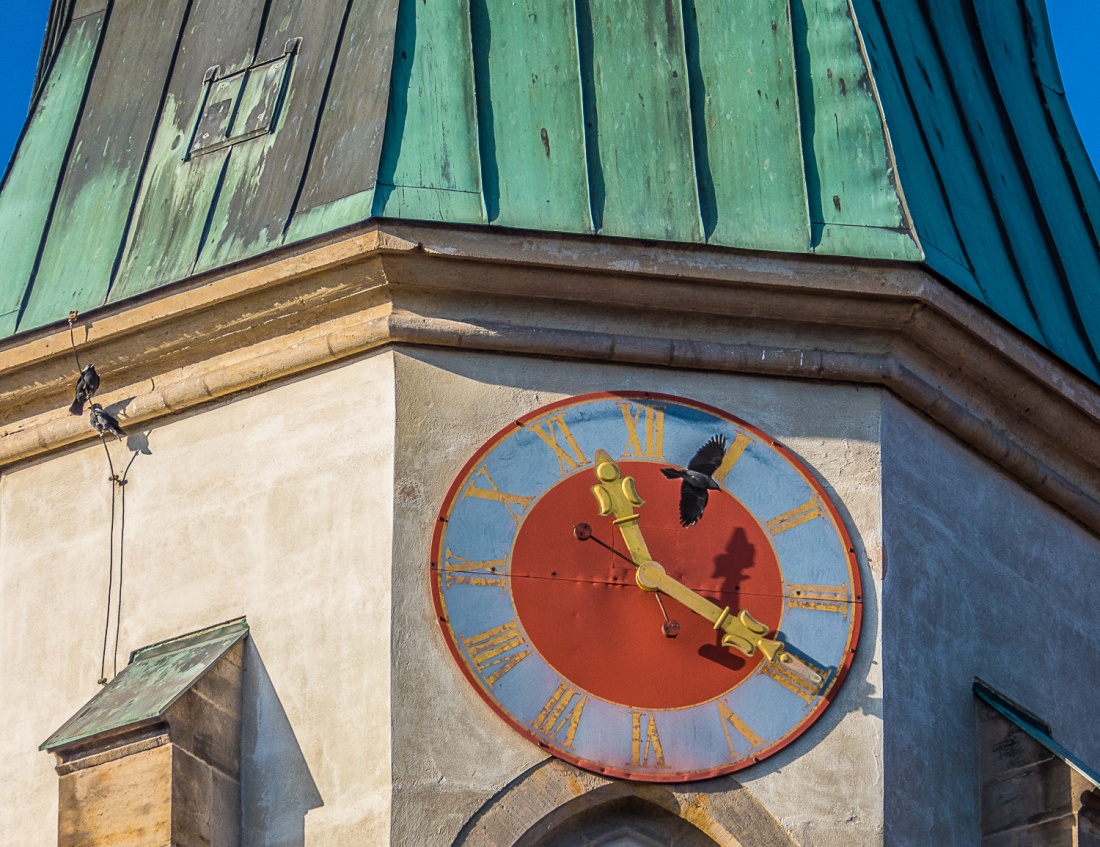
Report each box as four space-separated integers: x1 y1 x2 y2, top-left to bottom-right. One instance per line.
68 364 100 416
661 434 728 527
89 404 125 440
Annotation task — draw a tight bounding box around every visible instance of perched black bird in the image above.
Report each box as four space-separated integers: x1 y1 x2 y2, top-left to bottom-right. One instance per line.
661 434 728 527
69 364 100 415
89 404 125 440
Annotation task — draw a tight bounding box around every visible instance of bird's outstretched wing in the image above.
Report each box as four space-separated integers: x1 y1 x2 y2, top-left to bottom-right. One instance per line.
687 434 727 475
679 485 708 527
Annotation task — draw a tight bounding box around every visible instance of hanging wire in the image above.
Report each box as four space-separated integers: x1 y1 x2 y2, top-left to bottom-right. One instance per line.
69 311 122 685
67 311 83 372
98 476 117 686
69 310 145 684
112 450 140 677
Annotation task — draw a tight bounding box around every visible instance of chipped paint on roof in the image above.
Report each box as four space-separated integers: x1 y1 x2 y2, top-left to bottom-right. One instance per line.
1 0 1098 381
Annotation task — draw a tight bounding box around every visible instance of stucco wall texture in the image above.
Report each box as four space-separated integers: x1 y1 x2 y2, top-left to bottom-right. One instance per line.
1 345 1093 846
0 352 396 846
881 396 1100 846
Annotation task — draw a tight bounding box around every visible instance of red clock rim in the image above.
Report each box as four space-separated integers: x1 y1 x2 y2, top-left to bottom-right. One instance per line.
429 390 864 782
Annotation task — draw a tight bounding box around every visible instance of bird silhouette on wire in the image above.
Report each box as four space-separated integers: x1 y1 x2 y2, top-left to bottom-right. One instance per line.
661 434 728 527
89 404 125 440
69 364 100 415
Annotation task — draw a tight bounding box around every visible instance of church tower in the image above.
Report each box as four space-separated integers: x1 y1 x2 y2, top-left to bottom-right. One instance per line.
1 1 1098 844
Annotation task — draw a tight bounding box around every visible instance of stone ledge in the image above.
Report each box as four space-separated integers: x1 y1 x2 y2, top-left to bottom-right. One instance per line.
0 222 1096 535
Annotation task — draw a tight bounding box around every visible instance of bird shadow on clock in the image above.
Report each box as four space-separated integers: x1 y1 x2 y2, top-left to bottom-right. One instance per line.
696 526 756 672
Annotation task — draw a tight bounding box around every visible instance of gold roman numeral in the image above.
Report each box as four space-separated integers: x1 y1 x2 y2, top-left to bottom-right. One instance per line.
717 700 764 759
765 500 824 535
529 414 589 474
462 621 531 687
761 657 828 703
443 549 506 588
712 433 753 483
463 466 534 522
531 683 587 748
618 403 665 459
629 711 666 767
788 583 849 615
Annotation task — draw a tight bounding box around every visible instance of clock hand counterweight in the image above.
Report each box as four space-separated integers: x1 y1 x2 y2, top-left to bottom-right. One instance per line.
589 449 823 686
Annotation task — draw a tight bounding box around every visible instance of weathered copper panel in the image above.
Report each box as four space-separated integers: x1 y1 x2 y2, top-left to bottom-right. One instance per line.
195 0 351 272
0 13 102 336
111 0 269 301
285 0 401 242
582 0 703 241
18 0 191 333
471 0 591 233
373 0 485 223
690 0 811 252
793 0 920 259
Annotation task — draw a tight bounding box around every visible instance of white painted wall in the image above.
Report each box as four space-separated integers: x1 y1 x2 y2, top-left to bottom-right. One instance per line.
0 352 396 847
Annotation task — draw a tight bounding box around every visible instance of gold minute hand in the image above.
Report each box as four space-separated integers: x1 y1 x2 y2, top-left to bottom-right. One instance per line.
590 449 823 687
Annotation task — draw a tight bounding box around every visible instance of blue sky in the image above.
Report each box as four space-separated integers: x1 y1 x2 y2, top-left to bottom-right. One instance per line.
0 1 1096 179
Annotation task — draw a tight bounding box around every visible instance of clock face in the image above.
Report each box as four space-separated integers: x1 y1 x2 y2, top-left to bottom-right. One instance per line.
430 392 862 782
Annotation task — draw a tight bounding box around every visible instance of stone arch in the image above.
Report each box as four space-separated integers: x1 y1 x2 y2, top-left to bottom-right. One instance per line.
453 759 798 847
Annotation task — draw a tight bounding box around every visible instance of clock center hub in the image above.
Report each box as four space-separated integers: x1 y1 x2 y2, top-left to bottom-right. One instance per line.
510 462 784 710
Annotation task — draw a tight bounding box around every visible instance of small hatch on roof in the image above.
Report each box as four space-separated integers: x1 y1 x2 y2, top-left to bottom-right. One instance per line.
187 39 300 159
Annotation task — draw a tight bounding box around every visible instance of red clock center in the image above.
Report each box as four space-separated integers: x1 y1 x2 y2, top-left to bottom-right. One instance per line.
510 462 785 710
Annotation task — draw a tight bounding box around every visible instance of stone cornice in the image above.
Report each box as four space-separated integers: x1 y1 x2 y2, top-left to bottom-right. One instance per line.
0 221 1097 532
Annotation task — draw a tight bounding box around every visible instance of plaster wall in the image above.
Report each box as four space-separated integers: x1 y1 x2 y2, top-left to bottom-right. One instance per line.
390 350 885 847
0 352 396 846
881 396 1100 845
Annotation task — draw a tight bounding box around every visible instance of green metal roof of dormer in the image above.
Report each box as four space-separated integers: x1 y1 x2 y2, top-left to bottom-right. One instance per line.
0 0 1098 381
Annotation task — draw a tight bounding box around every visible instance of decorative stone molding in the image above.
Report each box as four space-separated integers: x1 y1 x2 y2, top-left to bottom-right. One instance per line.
453 759 797 847
0 222 1097 533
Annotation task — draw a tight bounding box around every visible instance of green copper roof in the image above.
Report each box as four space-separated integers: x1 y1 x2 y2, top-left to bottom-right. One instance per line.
1 0 1098 379
40 618 247 753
